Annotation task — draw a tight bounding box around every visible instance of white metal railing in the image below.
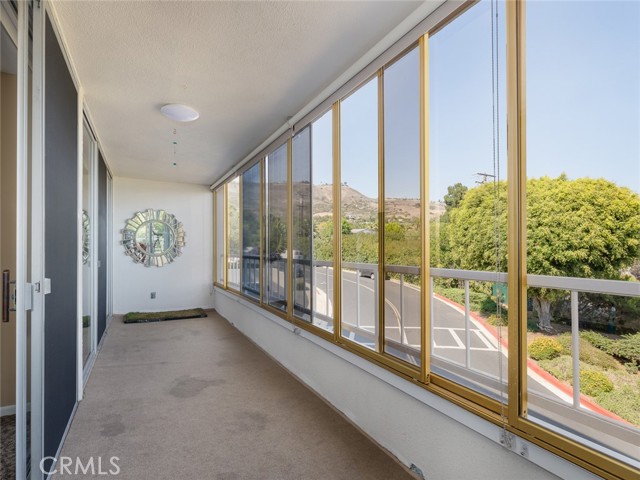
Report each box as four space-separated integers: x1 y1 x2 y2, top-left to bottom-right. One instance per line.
386 265 419 349
342 262 378 329
431 267 507 283
312 262 333 319
223 257 640 410
430 268 507 372
227 256 241 288
431 268 640 412
527 274 639 410
528 274 640 297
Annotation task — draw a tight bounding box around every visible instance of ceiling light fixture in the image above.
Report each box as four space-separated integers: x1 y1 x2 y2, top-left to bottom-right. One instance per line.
160 103 199 122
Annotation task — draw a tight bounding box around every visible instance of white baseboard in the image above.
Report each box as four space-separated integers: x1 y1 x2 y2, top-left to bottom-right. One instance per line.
0 404 16 416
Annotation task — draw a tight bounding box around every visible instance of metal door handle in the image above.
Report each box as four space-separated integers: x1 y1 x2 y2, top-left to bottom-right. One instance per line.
2 270 9 322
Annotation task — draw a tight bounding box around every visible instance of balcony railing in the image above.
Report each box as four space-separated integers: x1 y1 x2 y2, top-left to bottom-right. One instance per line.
224 255 639 460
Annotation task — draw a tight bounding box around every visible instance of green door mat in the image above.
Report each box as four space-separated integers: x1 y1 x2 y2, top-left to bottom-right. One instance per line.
124 308 208 324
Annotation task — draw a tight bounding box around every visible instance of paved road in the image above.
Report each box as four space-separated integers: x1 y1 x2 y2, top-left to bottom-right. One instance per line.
262 264 565 400
315 267 561 400
259 264 634 459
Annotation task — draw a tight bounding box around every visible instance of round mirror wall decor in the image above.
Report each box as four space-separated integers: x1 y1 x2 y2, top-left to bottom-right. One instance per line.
121 209 185 267
82 210 90 265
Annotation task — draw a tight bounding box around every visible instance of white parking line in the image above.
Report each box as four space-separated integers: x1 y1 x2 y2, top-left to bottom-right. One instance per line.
448 328 465 348
473 329 497 350
432 327 498 351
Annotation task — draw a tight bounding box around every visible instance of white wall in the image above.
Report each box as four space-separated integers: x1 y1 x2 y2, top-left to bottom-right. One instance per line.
113 177 213 313
214 288 601 480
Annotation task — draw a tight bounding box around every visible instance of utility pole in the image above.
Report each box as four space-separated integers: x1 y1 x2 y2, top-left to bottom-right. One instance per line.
475 172 496 184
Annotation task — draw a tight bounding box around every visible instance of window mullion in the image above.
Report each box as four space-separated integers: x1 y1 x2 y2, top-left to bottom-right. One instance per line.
287 136 294 319
259 159 264 304
419 33 430 384
332 102 342 344
506 0 525 425
377 70 385 354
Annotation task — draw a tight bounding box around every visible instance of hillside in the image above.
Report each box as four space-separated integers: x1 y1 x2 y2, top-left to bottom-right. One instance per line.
312 184 445 222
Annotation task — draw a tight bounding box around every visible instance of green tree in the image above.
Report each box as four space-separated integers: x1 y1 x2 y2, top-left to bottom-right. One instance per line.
446 176 640 330
268 215 287 254
242 211 260 253
342 233 378 263
444 183 469 213
384 222 405 242
342 218 352 235
314 220 334 261
228 204 240 256
430 218 451 269
431 183 469 268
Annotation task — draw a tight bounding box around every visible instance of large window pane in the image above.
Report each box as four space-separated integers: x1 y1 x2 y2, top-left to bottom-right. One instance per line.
215 187 225 284
429 0 508 400
242 163 261 300
312 110 334 332
383 47 421 367
525 0 640 465
82 124 95 367
292 128 312 320
227 177 240 290
264 144 288 311
340 77 379 351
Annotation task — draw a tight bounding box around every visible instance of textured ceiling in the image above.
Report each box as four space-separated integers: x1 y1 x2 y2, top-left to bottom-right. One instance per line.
53 0 426 185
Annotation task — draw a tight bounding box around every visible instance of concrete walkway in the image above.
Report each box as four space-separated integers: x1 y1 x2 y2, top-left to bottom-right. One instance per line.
54 311 414 479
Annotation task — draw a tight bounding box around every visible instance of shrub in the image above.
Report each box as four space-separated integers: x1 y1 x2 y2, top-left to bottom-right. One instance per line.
579 369 614 397
556 333 572 355
555 333 619 370
538 356 572 382
580 330 613 351
608 333 640 366
582 343 620 371
529 337 564 361
595 385 640 425
486 314 508 327
478 295 498 315
576 330 640 366
526 314 540 333
433 285 502 316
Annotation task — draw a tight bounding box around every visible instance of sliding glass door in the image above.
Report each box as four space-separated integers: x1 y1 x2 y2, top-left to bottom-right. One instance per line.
82 121 96 372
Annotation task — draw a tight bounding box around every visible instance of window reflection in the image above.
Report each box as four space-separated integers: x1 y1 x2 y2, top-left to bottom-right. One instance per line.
383 47 421 366
264 144 289 311
525 0 640 463
227 177 241 290
242 163 261 300
429 0 508 399
340 77 379 351
82 124 94 367
311 111 335 332
215 187 225 284
292 127 312 321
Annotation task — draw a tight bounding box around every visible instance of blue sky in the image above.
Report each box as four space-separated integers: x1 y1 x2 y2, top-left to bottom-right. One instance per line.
311 109 333 186
310 0 639 201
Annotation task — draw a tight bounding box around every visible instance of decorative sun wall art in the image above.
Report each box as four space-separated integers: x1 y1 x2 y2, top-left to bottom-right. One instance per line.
121 208 186 267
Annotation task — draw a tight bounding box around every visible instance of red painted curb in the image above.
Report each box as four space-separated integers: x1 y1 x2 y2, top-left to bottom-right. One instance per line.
433 293 629 424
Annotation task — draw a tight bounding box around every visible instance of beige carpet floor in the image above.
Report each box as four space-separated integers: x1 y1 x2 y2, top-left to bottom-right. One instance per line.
55 310 414 480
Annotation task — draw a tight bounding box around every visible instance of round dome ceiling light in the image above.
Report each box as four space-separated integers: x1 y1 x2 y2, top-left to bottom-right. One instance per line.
160 104 199 122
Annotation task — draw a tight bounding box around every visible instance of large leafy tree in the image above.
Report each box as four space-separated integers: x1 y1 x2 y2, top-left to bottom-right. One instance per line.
443 182 469 213
446 176 640 330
